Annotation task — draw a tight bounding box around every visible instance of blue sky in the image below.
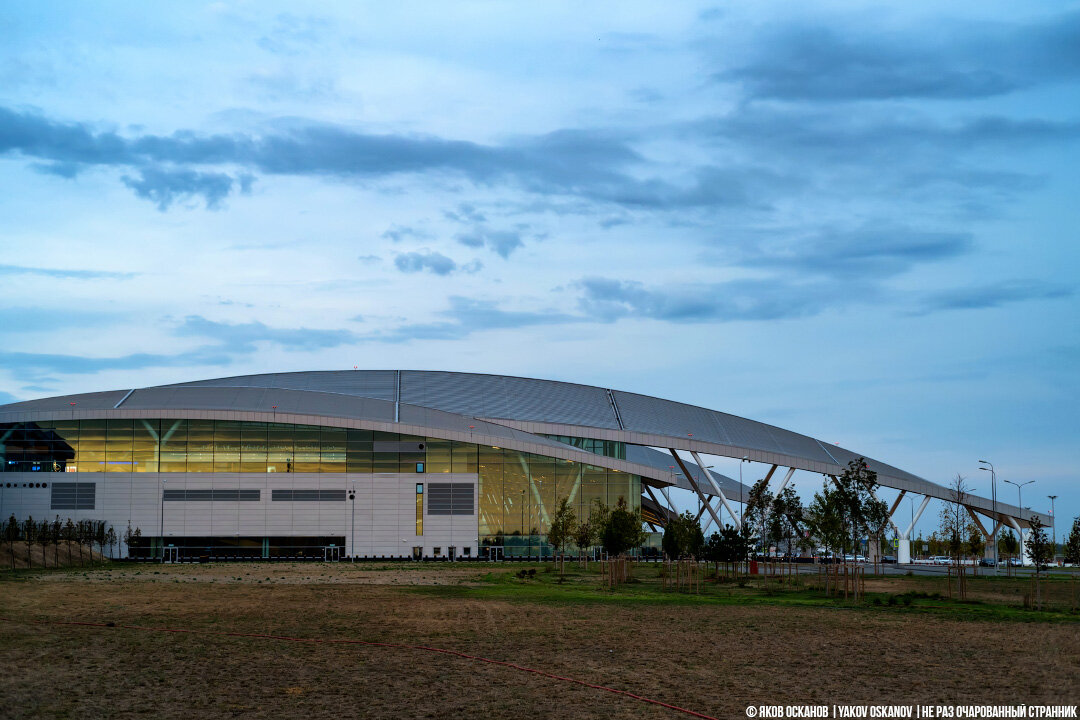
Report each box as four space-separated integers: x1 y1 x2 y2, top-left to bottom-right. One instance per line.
1 2 1077 537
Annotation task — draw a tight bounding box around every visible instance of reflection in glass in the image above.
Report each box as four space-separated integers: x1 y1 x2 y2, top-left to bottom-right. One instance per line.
267 423 293 473
159 420 187 472
240 422 267 473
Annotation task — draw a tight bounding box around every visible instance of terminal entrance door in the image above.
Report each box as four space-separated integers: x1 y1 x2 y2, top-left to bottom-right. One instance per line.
163 546 179 563
487 546 503 561
324 545 340 562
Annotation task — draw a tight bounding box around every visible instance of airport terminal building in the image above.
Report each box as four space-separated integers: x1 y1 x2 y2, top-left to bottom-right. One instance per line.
0 370 1039 562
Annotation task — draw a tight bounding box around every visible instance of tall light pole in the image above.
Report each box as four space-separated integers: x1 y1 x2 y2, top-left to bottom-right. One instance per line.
1048 495 1058 564
1004 479 1034 564
160 477 166 563
978 460 998 575
349 480 356 562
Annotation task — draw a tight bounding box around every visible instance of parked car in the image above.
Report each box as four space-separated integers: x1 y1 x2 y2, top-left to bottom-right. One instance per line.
978 558 997 567
930 556 952 565
881 555 896 564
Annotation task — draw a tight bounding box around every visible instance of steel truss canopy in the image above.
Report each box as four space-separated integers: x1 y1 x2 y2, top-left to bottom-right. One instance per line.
0 369 1043 528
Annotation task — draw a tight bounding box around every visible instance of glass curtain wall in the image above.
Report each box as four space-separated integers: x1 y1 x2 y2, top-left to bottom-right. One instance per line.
476 448 639 557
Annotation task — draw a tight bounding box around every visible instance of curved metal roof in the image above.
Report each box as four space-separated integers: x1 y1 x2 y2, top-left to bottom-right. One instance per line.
0 369 1037 526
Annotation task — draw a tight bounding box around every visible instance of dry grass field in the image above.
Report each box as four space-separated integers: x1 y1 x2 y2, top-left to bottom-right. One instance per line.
1 562 1078 719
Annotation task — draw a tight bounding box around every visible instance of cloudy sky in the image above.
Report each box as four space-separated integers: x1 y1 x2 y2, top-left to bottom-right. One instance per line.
2 2 1077 534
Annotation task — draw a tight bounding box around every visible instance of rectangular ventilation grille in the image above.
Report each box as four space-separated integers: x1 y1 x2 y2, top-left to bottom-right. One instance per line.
163 489 260 501
271 489 346 502
50 482 96 510
426 483 474 515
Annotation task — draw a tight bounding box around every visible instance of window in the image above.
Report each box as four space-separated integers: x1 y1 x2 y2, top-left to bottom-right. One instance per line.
266 423 293 473
292 426 321 473
105 419 134 473
240 422 268 473
415 483 424 536
463 547 471 557
433 547 441 557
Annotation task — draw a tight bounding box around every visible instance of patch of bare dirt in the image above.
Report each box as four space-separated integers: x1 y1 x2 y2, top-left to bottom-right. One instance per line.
1 565 1077 719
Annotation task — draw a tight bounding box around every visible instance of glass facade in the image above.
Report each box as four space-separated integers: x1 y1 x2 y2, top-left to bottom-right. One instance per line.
543 435 626 460
0 419 641 549
477 447 639 554
0 420 483 475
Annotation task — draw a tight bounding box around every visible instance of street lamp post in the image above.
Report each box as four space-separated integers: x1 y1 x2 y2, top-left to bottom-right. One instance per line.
978 460 998 575
349 480 356 562
1048 495 1058 565
1004 479 1034 564
160 477 166 563
740 456 749 568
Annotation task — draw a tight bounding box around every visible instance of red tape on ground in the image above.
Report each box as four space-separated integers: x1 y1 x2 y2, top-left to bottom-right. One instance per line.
1 616 718 720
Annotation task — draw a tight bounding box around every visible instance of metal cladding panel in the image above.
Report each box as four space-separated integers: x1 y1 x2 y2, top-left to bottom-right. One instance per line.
824 443 927 487
169 370 399 402
401 371 620 429
759 425 846 467
624 445 749 497
0 390 130 415
396 403 586 454
612 390 733 445
612 389 839 467
121 386 397 422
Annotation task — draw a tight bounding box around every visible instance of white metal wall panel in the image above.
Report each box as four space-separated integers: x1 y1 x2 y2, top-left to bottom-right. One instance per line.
169 370 400 401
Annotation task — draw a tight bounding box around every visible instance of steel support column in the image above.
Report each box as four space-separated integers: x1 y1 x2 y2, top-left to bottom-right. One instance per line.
772 467 796 496
964 507 999 560
670 449 723 533
643 484 670 526
690 450 742 530
1007 516 1026 565
898 495 931 565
